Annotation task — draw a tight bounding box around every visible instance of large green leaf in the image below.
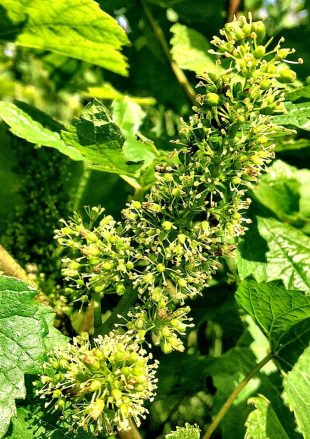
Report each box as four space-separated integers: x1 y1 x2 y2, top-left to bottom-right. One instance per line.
0 0 128 75
272 102 310 131
0 275 65 438
245 395 289 439
283 345 310 439
111 98 157 164
257 217 310 293
61 99 142 176
236 280 310 351
170 23 222 75
0 102 83 161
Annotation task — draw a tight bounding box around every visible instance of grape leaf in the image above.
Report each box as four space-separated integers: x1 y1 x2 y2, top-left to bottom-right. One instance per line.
0 101 84 161
283 345 310 439
0 0 128 75
253 160 310 229
165 423 200 439
236 280 310 351
170 23 222 74
257 217 310 293
5 405 95 439
111 98 157 164
0 275 66 438
245 395 289 439
272 102 310 130
286 85 310 101
61 99 143 176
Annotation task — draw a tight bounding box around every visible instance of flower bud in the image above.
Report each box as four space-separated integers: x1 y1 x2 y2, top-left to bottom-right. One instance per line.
253 45 266 59
162 221 173 231
277 69 296 83
251 21 266 42
206 92 221 106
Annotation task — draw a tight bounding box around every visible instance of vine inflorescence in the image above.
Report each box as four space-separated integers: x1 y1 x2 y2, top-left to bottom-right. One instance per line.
38 15 299 435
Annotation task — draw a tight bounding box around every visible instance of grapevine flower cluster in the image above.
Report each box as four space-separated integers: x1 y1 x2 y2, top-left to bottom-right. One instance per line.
35 332 158 435
41 15 300 435
55 206 133 302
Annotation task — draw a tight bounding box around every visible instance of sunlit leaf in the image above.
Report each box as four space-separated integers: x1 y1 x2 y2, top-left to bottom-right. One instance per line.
0 0 128 75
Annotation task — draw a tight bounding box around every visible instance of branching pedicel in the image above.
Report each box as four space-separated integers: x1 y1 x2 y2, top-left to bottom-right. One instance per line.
38 15 300 435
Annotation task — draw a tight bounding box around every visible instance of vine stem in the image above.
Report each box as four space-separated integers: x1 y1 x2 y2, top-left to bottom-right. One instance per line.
118 419 142 439
139 0 196 106
203 352 274 439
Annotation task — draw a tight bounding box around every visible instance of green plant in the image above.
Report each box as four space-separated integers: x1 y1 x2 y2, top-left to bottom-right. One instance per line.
0 2 310 439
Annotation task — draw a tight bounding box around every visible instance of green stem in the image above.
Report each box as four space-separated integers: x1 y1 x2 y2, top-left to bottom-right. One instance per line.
203 352 274 439
92 291 102 331
73 165 91 211
95 288 138 336
139 0 196 106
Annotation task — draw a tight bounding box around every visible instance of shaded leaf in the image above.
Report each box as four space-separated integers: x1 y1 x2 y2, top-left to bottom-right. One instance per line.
61 99 142 176
245 395 289 439
283 345 310 439
111 98 157 164
170 23 222 74
236 280 310 351
254 160 310 229
0 276 65 437
0 101 83 161
206 341 296 439
257 217 310 292
0 0 128 75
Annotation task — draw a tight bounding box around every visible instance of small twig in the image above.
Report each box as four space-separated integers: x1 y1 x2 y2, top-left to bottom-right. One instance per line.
226 0 241 22
118 419 142 439
203 352 274 439
0 244 49 305
139 0 196 106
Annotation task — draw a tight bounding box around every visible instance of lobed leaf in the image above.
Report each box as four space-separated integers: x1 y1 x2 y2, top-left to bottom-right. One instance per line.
257 217 310 293
0 275 66 438
61 99 143 176
111 98 157 164
0 0 129 75
236 280 310 351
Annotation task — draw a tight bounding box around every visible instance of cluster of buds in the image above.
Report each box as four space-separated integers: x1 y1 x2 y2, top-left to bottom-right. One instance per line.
210 14 302 83
122 305 194 353
35 332 158 435
55 207 133 302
